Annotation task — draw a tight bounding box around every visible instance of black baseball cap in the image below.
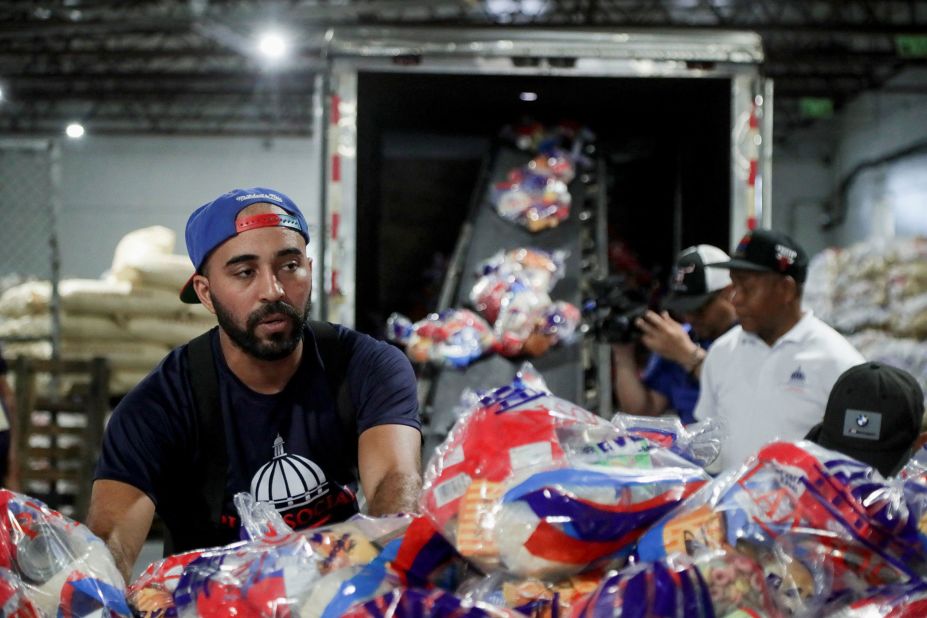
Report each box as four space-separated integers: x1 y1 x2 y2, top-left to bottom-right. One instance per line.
805 362 925 477
709 228 809 284
662 245 732 315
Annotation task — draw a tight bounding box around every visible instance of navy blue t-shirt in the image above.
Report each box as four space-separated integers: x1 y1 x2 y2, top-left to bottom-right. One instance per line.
95 324 420 545
641 334 710 425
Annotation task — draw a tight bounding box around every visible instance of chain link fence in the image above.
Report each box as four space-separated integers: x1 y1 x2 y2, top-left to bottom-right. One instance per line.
0 140 60 347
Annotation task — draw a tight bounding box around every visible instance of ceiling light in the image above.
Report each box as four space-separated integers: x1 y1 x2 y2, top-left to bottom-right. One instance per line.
0 87 4 101
257 31 288 61
65 123 85 139
519 91 538 102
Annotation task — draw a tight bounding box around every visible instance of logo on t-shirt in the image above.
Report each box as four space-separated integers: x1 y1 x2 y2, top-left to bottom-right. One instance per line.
250 435 331 516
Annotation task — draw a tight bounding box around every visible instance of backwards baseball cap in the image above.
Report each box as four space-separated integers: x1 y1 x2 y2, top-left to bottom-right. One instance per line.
709 228 809 283
179 187 309 304
806 362 925 477
662 245 732 315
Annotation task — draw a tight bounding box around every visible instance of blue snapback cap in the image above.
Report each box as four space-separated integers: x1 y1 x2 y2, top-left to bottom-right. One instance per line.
179 187 310 303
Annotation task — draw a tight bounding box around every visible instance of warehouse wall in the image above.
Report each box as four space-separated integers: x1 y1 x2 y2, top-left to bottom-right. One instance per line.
58 135 320 279
774 68 927 254
771 123 836 257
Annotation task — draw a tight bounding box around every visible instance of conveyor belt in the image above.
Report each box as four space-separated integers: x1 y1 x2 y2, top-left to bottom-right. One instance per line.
420 143 603 455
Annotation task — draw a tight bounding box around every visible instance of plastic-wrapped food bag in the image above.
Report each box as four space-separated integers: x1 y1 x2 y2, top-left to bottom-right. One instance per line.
637 441 927 613
458 570 601 618
571 549 780 618
0 490 129 618
319 516 469 618
171 493 322 617
819 580 927 617
475 248 566 294
898 443 927 484
422 370 708 579
341 588 523 618
386 310 495 367
610 413 723 468
486 444 707 579
421 369 618 533
492 169 571 233
0 566 41 617
128 549 208 618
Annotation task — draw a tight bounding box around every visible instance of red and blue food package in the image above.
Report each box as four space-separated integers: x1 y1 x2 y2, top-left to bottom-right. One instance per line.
387 310 495 368
637 441 927 613
341 587 522 618
0 490 128 618
422 372 708 580
570 549 780 618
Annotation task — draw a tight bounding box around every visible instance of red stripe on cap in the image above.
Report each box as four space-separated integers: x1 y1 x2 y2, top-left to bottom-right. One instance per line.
236 213 282 232
235 213 300 234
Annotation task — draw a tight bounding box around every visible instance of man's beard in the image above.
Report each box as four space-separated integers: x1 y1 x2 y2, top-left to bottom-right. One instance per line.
212 294 312 361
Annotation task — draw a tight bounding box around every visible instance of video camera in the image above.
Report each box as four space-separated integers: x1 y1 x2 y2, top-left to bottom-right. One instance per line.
582 275 650 344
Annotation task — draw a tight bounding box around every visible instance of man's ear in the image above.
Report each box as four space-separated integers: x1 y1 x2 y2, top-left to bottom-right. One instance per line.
192 274 216 314
779 274 800 303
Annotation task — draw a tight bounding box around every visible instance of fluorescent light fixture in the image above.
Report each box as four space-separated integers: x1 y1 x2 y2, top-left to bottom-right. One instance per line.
0 86 4 101
65 123 85 138
257 31 288 61
519 91 538 102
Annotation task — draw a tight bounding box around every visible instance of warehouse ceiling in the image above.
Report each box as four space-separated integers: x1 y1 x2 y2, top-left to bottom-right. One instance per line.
1 0 926 139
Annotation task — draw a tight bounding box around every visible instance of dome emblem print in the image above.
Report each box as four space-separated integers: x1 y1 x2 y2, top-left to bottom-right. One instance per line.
250 435 330 512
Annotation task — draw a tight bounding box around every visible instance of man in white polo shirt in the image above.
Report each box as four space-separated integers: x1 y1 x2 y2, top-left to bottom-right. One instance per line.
694 228 864 471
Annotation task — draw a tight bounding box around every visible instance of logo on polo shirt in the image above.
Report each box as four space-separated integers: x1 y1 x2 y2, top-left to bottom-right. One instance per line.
788 366 806 386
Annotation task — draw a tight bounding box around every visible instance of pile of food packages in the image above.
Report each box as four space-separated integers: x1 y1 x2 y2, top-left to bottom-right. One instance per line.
388 249 579 366
9 367 927 616
491 123 593 232
805 235 927 401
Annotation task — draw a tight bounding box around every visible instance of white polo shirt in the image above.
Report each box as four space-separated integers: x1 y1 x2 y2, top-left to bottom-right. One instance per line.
694 311 865 471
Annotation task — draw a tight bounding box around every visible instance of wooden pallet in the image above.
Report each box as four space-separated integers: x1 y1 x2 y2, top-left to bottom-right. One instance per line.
12 356 109 520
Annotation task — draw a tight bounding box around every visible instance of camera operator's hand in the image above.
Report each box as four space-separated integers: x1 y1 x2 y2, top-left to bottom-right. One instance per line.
635 310 701 369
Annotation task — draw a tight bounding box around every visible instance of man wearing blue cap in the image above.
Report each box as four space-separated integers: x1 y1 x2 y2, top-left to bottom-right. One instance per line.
86 188 422 580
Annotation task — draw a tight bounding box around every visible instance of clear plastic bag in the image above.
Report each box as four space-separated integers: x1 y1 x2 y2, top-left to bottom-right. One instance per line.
341 587 522 618
0 490 129 618
386 309 495 367
636 441 927 614
610 413 723 468
421 371 708 580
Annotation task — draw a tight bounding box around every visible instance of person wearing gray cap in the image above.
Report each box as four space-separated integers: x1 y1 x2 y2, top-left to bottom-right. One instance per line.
613 244 737 424
694 228 864 471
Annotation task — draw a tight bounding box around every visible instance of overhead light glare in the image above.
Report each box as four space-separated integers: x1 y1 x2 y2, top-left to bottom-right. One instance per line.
519 91 538 102
257 31 288 61
65 123 85 139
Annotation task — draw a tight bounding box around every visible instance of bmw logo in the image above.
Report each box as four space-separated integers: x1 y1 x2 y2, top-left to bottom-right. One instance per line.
856 414 869 427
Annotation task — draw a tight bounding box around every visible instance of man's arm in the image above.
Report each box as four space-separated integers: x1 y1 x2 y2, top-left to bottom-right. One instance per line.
357 424 422 516
86 479 156 584
612 344 669 416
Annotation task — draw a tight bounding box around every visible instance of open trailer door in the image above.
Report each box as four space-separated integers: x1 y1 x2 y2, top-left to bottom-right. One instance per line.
317 27 765 328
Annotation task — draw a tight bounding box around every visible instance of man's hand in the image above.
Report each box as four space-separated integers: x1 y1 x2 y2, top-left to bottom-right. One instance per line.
635 310 699 366
86 480 155 584
358 424 422 516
